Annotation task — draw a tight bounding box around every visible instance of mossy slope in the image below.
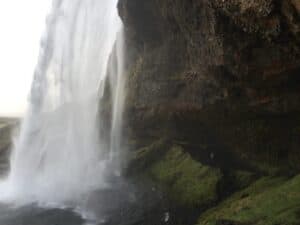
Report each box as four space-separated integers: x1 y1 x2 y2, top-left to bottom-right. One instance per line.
128 140 300 225
148 146 223 208
129 141 223 209
198 175 300 225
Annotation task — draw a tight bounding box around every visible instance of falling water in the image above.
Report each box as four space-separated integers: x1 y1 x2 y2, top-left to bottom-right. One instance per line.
108 29 126 173
0 0 125 205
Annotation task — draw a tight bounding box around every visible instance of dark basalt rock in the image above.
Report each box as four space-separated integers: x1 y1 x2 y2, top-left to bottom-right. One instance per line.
116 1 300 224
118 0 300 173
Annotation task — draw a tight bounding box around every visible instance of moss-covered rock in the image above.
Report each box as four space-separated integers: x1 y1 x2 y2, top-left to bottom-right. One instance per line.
128 141 223 209
198 175 300 225
127 140 300 225
228 170 257 190
148 146 223 209
126 139 169 173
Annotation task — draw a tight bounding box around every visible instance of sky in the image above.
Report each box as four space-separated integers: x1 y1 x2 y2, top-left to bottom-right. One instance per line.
0 0 51 117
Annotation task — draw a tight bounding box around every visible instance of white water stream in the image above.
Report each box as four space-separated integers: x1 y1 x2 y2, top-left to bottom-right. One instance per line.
0 0 125 206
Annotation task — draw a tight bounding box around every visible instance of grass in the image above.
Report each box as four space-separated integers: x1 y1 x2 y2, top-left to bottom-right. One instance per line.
198 175 300 225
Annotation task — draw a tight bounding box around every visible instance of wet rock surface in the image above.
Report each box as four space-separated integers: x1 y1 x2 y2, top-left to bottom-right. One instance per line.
117 0 300 224
0 178 169 225
0 205 84 225
118 0 300 173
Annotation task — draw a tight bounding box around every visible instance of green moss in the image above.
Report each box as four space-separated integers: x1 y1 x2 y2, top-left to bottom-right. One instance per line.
230 170 257 190
198 175 300 225
126 139 168 174
148 146 223 208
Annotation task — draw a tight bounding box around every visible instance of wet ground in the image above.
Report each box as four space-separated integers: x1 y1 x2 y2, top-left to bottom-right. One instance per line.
0 177 170 225
0 204 84 225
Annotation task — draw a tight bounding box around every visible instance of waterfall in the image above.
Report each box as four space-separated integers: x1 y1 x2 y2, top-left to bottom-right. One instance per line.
108 29 126 174
0 0 125 205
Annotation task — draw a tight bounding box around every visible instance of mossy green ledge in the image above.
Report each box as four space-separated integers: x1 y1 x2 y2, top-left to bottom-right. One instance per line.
198 175 300 225
127 140 223 209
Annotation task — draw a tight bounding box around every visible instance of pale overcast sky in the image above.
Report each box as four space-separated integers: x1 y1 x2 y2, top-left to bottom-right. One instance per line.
0 0 51 117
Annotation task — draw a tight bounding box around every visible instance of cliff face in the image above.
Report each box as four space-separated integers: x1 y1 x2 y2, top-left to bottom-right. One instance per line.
117 1 300 224
118 0 300 173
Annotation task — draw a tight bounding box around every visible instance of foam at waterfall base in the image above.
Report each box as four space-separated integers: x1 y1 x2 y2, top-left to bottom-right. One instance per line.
0 177 167 225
